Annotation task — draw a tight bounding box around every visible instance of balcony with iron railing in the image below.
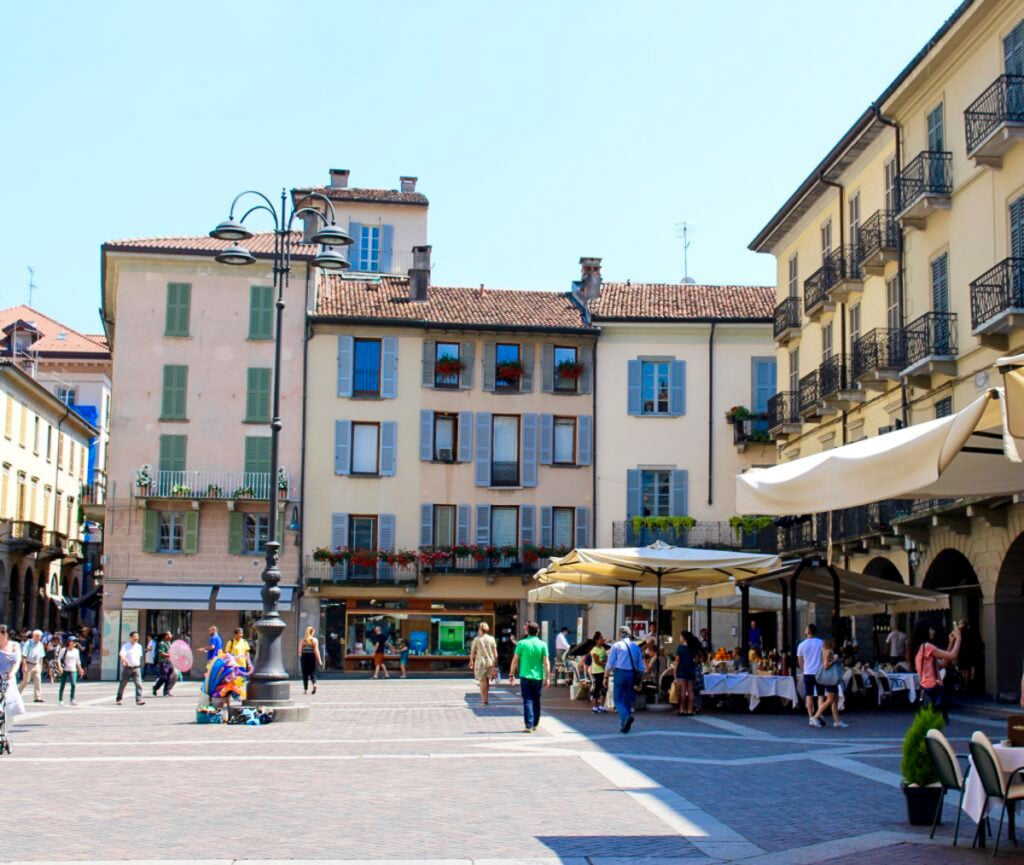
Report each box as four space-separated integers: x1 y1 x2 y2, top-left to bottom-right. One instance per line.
896 150 952 228
856 210 900 274
7 519 44 553
613 520 777 553
64 538 84 562
776 517 816 555
732 414 772 451
900 311 957 382
798 369 821 417
136 471 291 502
777 500 913 555
964 74 1024 166
852 328 904 388
822 245 863 302
773 296 802 343
40 530 68 560
767 391 801 435
970 257 1024 338
820 354 864 409
305 556 419 586
803 266 835 320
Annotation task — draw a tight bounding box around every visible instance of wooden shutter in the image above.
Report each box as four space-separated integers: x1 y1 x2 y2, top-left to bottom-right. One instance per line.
142 510 159 552
380 225 394 272
1012 196 1024 261
575 506 590 547
381 337 398 398
626 469 642 518
751 359 777 414
460 342 475 389
541 344 554 393
331 513 348 580
380 422 397 476
475 504 491 545
158 434 186 473
456 504 471 545
348 222 363 270
165 282 191 336
540 506 553 547
482 342 496 391
248 285 273 339
474 413 492 486
244 436 271 475
520 504 536 547
378 514 396 579
337 335 354 397
183 511 199 554
670 469 689 517
579 346 593 394
161 365 187 419
335 420 352 475
669 360 686 415
420 504 434 548
927 104 944 152
539 413 554 465
420 410 434 461
246 368 271 422
228 512 244 554
457 411 473 462
421 339 435 387
578 415 593 466
521 344 535 392
521 413 538 487
931 254 949 312
1005 21 1024 75
627 360 642 415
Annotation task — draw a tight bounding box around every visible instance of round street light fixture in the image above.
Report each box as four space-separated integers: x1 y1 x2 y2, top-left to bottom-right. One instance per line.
209 218 254 242
313 246 350 271
310 222 353 247
215 243 257 266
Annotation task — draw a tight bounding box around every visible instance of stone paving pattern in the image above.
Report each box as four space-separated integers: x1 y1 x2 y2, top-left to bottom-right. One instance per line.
4 677 1024 863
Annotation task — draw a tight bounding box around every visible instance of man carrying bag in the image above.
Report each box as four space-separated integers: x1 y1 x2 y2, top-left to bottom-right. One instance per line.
607 626 646 733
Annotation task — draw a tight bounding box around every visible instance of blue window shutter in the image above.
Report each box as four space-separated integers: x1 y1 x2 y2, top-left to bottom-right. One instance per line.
578 415 593 466
381 337 398 398
380 421 397 476
420 410 434 461
421 339 435 387
626 469 642 518
420 504 434 548
521 344 535 392
579 346 593 394
475 504 491 545
331 513 349 580
482 343 496 391
520 504 536 547
540 506 553 547
522 413 538 487
335 420 352 475
337 335 354 397
460 342 475 389
457 504 471 545
378 514 396 579
541 344 554 393
752 359 777 413
348 222 363 270
575 507 590 548
670 469 688 517
627 360 642 415
380 224 394 272
539 413 554 465
669 360 686 415
475 412 492 486
457 411 473 462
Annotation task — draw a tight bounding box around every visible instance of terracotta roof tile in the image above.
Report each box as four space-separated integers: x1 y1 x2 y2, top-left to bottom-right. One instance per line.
295 186 428 207
316 276 591 330
587 282 774 321
104 231 316 258
0 305 111 356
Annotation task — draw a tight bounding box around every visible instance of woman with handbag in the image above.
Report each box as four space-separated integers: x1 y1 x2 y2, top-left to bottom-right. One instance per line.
810 640 848 728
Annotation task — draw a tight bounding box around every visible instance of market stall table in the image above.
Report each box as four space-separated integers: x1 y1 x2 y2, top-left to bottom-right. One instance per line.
702 672 798 711
962 742 1024 839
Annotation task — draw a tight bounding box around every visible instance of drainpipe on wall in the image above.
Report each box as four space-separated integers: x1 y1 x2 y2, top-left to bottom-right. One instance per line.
590 337 598 546
707 322 716 506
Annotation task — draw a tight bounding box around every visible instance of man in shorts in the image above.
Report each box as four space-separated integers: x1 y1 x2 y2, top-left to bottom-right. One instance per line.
797 623 825 727
369 625 392 679
469 622 498 705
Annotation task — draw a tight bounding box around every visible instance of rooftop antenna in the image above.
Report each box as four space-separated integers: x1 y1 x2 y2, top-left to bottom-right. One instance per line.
674 222 696 284
27 266 37 306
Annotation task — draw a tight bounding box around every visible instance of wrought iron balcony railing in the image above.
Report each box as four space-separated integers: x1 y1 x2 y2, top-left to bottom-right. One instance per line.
825 245 861 284
42 531 68 555
767 391 800 429
897 150 953 210
614 520 778 553
305 557 418 586
733 414 771 447
852 328 905 380
798 370 820 414
777 517 816 554
818 354 850 399
970 257 1024 331
901 311 958 367
81 484 105 507
137 471 291 501
814 500 914 544
856 210 899 265
965 74 1024 154
803 268 829 316
773 297 801 340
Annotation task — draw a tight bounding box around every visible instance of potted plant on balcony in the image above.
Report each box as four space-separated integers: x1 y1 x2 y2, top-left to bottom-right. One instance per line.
233 485 255 499
522 544 540 565
555 358 585 381
206 483 223 498
135 464 152 496
729 515 775 539
725 405 752 424
171 483 192 498
277 467 289 500
495 360 525 383
435 354 464 378
312 547 333 562
350 549 378 570
900 705 946 825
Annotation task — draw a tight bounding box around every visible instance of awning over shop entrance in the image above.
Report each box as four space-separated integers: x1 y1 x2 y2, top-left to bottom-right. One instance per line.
736 390 1024 516
215 585 295 611
122 584 214 611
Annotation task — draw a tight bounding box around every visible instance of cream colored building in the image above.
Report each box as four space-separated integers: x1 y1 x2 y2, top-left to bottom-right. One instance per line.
751 0 1024 698
0 361 96 629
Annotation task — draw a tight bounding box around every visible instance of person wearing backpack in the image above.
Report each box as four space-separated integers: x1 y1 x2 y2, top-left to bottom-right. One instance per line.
607 626 646 733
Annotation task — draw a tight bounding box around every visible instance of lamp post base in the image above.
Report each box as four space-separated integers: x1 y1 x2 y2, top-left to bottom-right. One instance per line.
242 697 310 723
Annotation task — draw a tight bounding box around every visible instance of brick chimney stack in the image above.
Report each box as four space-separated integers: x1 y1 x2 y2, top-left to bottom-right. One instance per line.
579 257 602 301
329 168 350 189
409 245 431 301
400 176 418 193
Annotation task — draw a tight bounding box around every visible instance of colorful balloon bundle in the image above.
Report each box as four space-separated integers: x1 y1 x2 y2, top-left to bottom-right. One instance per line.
203 651 249 701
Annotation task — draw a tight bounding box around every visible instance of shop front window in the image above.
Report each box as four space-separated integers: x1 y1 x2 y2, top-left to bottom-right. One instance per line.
345 610 494 665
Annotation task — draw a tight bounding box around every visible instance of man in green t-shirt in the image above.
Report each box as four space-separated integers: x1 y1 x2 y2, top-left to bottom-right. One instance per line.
510 622 550 733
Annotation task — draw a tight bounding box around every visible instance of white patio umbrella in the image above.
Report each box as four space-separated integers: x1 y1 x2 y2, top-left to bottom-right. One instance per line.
528 580 668 636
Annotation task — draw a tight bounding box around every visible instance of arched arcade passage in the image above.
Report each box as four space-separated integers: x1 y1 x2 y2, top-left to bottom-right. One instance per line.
994 532 1024 700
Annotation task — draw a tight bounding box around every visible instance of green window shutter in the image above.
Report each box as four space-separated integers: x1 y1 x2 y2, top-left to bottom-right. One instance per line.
244 436 272 474
158 435 187 473
161 365 188 419
228 511 244 554
245 368 272 422
183 511 199 554
142 510 159 552
165 283 191 336
249 285 274 340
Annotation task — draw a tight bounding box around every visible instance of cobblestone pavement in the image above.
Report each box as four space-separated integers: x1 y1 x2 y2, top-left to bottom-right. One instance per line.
4 677 1024 863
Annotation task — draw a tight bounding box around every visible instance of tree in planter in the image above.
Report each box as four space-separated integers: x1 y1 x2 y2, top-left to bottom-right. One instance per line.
900 706 946 826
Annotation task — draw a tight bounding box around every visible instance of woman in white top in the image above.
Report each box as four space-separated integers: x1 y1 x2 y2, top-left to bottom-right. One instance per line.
0 625 26 719
58 637 85 706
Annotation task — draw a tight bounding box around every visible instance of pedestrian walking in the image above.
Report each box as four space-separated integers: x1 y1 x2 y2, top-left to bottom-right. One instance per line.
57 637 84 706
555 627 571 665
509 622 549 732
300 626 322 695
588 632 609 714
45 637 60 683
673 630 697 717
116 631 146 706
225 628 252 672
398 640 410 679
144 634 156 677
19 629 45 703
797 623 824 726
810 639 847 728
748 620 763 652
152 631 176 697
369 625 391 679
199 626 223 662
0 625 26 721
912 620 961 722
469 623 498 705
607 626 645 733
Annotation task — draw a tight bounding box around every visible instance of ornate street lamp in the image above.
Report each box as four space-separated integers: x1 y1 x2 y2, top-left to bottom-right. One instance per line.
209 188 351 709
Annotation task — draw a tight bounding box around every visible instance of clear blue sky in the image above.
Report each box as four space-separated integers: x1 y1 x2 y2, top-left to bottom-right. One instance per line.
2 0 959 332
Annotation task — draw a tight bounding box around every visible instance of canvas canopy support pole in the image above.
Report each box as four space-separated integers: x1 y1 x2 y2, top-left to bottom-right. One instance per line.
706 597 713 650
779 579 790 658
830 563 842 645
740 582 751 659
613 585 620 634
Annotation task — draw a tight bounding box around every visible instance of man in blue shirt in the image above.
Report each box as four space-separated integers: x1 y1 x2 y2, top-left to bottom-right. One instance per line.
606 626 646 733
748 620 763 652
200 626 223 661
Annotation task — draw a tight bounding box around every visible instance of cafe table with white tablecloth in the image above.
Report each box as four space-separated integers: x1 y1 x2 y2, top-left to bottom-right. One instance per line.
962 742 1024 825
701 672 798 711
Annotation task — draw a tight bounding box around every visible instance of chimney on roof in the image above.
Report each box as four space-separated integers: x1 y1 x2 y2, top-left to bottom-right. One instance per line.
400 176 418 193
329 168 350 189
301 212 318 243
579 257 602 301
409 245 431 302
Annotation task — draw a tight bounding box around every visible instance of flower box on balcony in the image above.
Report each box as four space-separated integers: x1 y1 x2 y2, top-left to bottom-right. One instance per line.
495 361 524 382
435 355 464 377
233 487 255 499
554 360 585 380
171 484 192 498
206 484 223 498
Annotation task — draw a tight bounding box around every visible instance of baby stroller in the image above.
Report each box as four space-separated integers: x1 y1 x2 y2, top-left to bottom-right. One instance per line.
0 674 12 755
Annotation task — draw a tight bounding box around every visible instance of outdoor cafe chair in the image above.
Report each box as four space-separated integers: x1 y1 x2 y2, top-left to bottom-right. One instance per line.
968 730 1024 856
925 728 970 844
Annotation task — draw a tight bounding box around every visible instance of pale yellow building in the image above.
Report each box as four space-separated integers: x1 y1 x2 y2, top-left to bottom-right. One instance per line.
751 0 1024 698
